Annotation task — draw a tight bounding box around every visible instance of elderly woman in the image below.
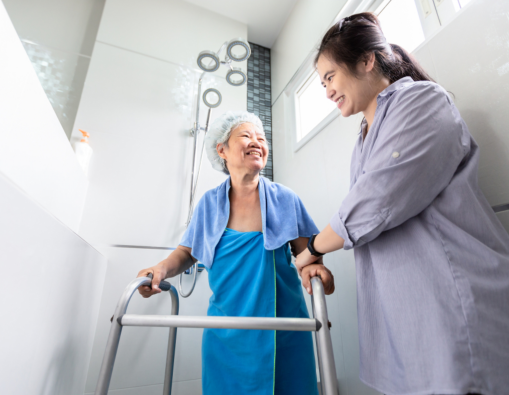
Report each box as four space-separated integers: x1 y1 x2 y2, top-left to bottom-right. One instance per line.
137 111 334 395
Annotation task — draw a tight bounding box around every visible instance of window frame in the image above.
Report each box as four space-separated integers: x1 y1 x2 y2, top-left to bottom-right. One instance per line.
293 70 339 151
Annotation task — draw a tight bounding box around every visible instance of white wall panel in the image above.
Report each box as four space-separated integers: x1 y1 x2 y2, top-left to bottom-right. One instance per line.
0 1 88 232
2 0 104 56
96 0 247 73
0 171 106 395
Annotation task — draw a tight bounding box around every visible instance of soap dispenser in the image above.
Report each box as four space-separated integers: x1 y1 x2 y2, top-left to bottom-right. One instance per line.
74 129 93 177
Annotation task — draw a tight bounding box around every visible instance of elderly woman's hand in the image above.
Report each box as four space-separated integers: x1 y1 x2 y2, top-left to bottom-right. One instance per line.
300 264 335 295
137 262 168 298
136 246 196 298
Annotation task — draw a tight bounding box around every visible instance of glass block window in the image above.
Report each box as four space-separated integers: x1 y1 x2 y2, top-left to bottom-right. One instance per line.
247 43 273 181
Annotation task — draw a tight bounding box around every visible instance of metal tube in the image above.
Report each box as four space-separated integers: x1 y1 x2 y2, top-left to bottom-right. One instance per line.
188 78 202 211
121 314 319 332
94 276 152 395
186 107 212 224
311 277 339 395
163 285 179 395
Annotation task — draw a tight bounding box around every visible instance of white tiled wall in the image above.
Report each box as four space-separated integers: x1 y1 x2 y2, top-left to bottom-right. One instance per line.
0 171 107 395
271 0 509 394
73 0 248 393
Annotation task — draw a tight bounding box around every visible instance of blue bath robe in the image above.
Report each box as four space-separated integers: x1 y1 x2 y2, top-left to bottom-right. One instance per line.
180 177 319 394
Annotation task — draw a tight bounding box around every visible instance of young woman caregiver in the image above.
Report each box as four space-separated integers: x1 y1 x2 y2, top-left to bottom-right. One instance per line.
296 12 509 395
137 112 334 395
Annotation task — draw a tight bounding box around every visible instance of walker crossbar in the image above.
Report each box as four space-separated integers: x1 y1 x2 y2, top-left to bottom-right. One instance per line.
120 314 320 331
94 275 339 395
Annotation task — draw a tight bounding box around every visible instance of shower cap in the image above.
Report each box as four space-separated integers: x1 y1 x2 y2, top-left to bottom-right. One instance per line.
205 111 264 174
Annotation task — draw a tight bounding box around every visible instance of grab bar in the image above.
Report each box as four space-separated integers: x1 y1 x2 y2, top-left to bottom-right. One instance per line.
94 275 339 395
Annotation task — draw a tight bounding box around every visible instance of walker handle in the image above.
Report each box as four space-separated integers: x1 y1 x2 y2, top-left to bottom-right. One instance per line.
147 273 172 292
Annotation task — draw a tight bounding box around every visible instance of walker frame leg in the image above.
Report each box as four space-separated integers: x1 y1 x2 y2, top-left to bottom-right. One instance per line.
311 277 339 395
163 287 179 395
94 276 152 395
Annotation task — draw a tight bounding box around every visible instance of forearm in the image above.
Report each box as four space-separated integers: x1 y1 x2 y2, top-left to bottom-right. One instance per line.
160 246 197 278
294 225 344 272
313 224 345 254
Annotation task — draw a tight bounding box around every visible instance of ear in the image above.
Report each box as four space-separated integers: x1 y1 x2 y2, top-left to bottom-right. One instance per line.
217 143 227 160
364 52 376 72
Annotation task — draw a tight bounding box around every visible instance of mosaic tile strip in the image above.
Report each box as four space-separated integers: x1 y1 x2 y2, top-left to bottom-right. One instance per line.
247 42 272 181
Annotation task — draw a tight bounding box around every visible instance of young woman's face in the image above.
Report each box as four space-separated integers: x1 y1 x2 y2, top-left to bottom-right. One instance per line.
217 122 268 175
316 54 376 118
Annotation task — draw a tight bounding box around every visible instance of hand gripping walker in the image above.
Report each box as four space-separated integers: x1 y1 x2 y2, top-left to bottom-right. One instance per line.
94 274 339 395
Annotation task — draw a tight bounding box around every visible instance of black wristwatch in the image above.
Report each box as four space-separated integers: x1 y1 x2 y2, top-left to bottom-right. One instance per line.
307 234 325 257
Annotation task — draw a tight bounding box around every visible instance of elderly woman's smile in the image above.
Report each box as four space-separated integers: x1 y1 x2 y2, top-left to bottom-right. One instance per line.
217 122 268 174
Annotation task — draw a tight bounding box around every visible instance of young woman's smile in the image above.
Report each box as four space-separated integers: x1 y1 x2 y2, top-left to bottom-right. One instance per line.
316 53 389 127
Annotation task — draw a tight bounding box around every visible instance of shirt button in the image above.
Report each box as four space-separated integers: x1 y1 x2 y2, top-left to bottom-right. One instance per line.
392 151 400 159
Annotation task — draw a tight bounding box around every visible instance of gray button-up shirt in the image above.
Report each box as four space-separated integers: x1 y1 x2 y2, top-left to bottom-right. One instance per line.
330 77 509 395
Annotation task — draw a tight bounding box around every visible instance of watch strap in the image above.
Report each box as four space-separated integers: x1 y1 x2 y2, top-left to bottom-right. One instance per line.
307 234 325 257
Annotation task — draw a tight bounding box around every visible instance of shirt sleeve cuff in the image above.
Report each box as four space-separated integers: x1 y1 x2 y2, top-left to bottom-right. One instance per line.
330 212 354 250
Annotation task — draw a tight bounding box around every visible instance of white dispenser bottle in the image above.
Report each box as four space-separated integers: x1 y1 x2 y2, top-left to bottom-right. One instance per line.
74 129 93 177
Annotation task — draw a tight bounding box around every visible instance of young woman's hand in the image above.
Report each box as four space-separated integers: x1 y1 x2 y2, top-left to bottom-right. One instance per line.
295 247 320 273
300 264 335 295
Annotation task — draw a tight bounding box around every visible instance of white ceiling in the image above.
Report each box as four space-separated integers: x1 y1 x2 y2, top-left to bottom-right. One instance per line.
183 0 299 48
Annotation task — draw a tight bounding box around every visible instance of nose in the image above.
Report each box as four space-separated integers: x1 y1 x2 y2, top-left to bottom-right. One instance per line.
326 86 335 101
249 137 261 147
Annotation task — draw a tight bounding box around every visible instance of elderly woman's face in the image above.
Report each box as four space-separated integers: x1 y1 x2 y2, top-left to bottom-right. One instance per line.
217 122 268 175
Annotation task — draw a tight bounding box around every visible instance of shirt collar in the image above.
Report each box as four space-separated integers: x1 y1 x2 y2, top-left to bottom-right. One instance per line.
377 76 415 100
358 118 367 136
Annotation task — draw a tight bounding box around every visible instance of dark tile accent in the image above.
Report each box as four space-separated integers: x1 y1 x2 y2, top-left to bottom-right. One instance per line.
248 42 273 181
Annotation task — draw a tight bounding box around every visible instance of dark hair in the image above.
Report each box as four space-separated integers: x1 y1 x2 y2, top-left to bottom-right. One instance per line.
315 12 434 83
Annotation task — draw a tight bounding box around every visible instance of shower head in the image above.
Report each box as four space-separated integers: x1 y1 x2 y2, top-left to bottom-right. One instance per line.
226 67 247 87
202 88 222 108
197 50 220 72
226 38 251 62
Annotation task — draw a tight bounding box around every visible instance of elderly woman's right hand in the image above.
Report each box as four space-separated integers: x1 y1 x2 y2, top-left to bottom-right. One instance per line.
137 262 168 298
300 264 335 296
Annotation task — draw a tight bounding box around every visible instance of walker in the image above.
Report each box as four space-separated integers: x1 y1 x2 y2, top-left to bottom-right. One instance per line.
94 274 339 395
